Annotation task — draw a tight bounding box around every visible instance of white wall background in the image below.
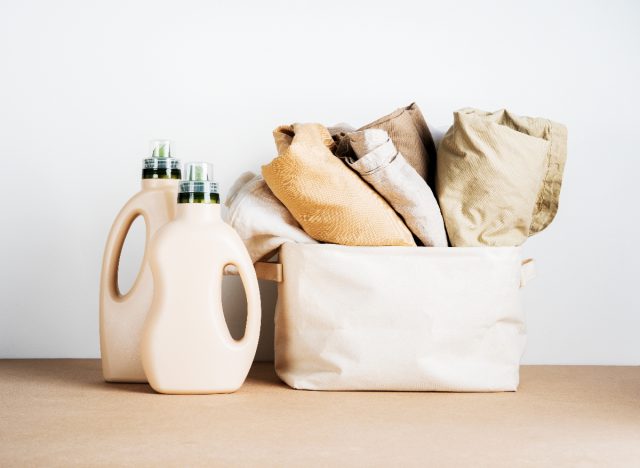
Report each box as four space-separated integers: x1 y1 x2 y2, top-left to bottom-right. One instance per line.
1 0 638 364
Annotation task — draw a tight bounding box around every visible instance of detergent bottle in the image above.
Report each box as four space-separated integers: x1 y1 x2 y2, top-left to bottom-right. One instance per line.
100 140 181 382
141 162 261 394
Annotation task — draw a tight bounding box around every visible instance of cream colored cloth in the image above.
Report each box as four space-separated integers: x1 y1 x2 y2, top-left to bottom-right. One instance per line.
437 108 568 246
274 243 529 391
224 172 317 263
345 129 448 247
262 123 415 247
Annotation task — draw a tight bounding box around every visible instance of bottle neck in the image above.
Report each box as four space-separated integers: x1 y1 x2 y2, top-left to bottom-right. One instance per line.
176 202 222 222
141 178 179 190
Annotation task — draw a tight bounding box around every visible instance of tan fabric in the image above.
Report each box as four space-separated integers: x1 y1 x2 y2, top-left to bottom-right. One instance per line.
262 123 415 246
224 172 317 263
437 108 568 246
346 129 448 247
359 103 438 189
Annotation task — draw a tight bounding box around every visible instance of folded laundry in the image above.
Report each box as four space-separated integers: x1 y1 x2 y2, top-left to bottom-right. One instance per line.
262 123 416 247
437 108 568 247
342 129 448 247
225 172 317 263
334 103 438 190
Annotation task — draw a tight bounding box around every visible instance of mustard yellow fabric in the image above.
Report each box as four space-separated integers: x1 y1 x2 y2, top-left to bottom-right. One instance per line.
262 123 415 246
437 108 568 246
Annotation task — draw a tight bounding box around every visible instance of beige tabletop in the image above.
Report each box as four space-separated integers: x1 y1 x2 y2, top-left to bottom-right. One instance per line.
1 360 639 467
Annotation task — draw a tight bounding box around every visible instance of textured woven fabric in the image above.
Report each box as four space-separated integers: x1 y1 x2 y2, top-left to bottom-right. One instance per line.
345 129 448 247
262 123 415 247
360 103 438 189
224 172 317 263
437 108 568 246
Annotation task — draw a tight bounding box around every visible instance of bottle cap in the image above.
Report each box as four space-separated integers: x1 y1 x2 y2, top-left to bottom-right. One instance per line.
143 139 181 171
179 162 219 194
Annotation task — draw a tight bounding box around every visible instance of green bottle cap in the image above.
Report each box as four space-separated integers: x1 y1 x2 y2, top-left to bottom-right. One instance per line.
143 139 181 170
180 162 219 194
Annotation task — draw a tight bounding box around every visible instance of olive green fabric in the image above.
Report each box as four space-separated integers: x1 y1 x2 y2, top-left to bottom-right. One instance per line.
437 108 568 247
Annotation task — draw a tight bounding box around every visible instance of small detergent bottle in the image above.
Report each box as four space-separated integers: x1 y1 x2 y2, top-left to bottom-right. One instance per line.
141 162 261 394
100 140 181 382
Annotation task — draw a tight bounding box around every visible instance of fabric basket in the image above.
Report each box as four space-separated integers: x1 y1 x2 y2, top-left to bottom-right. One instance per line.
255 243 535 392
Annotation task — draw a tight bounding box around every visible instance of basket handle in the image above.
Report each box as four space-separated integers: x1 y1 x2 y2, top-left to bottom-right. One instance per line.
520 258 536 288
254 262 283 282
245 259 534 286
225 261 283 282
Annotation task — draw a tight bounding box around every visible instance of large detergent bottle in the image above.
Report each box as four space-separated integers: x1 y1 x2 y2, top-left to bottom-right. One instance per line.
141 162 261 394
100 140 181 382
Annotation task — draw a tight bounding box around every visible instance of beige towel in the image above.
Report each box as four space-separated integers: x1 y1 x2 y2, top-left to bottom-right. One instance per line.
437 108 568 246
225 172 317 263
262 123 415 247
345 129 448 247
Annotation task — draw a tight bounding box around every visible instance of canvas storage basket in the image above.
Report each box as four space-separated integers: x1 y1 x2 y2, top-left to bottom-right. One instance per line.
256 243 535 392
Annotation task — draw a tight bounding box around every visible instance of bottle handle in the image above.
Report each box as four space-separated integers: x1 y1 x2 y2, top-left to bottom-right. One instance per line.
101 199 148 301
231 251 262 349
